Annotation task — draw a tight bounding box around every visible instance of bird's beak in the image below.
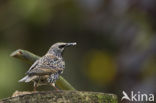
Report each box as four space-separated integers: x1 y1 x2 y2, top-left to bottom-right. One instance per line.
66 42 77 47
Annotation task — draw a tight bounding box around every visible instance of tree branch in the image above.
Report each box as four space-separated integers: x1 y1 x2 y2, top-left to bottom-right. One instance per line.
10 49 75 90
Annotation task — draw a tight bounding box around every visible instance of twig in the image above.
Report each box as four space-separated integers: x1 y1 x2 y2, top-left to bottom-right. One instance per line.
10 49 76 90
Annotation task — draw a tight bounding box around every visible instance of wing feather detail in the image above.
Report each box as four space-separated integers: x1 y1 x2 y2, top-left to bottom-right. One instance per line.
26 55 65 75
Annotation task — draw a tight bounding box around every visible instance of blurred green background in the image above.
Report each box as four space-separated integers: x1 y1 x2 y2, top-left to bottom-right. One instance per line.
0 0 156 100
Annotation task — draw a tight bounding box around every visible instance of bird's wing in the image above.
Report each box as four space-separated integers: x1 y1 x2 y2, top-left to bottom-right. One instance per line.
26 60 39 74
27 55 64 75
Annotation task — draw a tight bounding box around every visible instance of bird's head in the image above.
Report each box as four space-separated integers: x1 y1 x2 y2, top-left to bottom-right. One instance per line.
47 42 77 56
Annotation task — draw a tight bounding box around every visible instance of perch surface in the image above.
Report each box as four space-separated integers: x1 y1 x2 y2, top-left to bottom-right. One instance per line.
1 90 118 103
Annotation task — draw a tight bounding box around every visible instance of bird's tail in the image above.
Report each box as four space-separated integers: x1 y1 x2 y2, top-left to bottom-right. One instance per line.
19 75 37 83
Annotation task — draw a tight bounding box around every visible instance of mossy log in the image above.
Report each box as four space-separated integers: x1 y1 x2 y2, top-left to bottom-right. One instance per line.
0 90 118 103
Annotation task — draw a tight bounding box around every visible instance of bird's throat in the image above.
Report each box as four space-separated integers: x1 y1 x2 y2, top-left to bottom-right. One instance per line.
48 49 63 58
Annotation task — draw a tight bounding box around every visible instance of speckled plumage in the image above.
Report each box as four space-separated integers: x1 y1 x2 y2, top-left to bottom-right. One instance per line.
19 42 76 90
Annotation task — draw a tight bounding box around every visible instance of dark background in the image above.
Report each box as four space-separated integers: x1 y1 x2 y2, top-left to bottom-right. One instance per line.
0 0 156 102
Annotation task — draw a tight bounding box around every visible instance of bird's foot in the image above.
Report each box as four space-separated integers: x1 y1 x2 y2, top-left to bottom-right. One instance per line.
51 83 59 91
33 87 37 91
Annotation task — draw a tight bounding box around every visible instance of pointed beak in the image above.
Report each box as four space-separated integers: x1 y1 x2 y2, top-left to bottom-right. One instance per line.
66 42 77 46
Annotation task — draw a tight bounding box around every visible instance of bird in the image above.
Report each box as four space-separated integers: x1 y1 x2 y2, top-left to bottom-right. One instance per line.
19 42 77 91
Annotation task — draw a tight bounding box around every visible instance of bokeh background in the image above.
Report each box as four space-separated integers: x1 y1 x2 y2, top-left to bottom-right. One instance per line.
0 0 156 102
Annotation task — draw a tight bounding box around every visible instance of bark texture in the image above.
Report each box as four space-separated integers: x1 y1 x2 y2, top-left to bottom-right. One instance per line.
1 91 118 103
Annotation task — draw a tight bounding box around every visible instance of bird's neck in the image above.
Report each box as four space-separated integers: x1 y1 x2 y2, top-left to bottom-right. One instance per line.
47 49 63 58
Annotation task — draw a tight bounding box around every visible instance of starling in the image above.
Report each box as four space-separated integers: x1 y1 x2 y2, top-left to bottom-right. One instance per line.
19 42 77 91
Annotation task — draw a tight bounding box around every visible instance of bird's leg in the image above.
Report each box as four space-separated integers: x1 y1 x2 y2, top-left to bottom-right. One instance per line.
33 82 38 91
50 83 59 91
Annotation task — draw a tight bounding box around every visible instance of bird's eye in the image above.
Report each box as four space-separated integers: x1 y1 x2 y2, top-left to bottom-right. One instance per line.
59 45 65 48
